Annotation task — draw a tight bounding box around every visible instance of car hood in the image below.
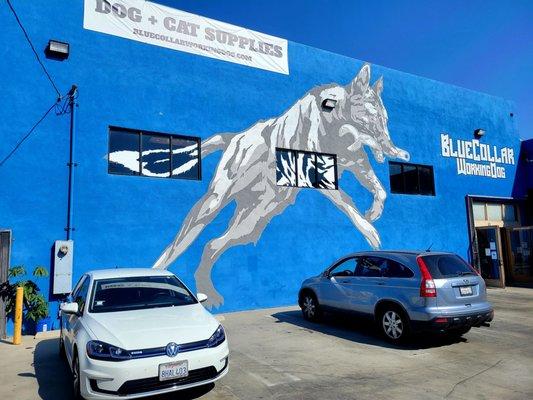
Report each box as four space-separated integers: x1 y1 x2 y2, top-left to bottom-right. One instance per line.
84 303 219 349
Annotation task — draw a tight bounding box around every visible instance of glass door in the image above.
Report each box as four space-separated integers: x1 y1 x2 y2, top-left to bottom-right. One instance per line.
506 227 533 285
475 226 505 287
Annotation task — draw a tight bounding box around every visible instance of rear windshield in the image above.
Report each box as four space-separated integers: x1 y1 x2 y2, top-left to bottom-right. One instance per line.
89 275 197 313
422 254 475 279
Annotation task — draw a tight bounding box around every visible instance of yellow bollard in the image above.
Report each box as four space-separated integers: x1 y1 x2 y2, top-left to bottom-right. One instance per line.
13 286 23 345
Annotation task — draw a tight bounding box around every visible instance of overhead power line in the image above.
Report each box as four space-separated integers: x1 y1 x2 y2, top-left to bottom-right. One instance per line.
0 99 60 167
6 0 61 99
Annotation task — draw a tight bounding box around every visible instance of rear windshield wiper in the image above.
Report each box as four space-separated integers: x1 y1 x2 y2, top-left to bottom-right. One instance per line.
456 271 476 277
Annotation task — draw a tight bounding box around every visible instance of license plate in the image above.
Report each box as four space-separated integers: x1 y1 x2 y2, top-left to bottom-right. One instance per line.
158 361 188 381
459 286 473 296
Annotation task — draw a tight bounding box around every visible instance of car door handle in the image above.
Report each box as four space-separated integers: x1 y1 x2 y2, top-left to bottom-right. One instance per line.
377 282 385 285
340 280 351 284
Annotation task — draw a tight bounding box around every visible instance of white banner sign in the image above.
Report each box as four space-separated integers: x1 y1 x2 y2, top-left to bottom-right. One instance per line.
440 133 515 179
83 0 289 75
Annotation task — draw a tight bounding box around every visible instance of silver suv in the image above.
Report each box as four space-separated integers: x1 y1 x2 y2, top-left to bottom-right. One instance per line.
298 251 494 343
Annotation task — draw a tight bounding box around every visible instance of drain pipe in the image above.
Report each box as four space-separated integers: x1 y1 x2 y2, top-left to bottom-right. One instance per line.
65 85 78 240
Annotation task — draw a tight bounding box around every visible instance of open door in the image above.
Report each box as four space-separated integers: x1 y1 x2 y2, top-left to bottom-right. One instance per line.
475 226 505 287
0 230 11 339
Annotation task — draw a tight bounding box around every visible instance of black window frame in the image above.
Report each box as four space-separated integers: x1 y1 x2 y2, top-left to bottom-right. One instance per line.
107 126 202 181
275 147 338 190
328 257 357 277
389 161 435 196
355 256 387 277
383 259 415 278
72 275 90 313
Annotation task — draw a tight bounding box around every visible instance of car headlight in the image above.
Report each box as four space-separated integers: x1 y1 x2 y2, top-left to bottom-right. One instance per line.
86 340 131 361
207 325 225 348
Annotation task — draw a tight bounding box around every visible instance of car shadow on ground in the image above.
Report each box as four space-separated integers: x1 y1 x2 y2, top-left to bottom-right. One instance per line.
271 309 468 350
32 338 72 400
32 338 215 400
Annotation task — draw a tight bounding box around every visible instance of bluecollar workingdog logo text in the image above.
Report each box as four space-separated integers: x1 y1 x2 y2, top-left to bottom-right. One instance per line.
441 134 515 179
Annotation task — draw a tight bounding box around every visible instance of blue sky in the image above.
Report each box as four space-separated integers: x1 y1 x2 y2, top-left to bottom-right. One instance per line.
158 0 532 139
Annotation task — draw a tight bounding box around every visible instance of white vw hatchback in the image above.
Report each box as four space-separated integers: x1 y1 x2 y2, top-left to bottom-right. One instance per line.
59 269 229 399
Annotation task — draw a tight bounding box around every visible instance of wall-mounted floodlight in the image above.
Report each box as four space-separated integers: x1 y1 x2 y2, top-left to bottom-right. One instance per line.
474 129 485 138
45 40 69 60
321 98 337 110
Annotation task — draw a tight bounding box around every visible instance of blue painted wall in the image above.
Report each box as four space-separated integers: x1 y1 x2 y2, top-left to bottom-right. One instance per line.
0 1 521 334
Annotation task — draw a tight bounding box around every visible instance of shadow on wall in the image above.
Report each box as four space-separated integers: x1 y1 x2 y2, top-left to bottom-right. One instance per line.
512 140 533 198
271 309 467 351
32 338 215 400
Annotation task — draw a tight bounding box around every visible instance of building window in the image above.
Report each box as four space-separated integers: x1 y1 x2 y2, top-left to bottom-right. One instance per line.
473 202 518 222
108 127 201 180
276 148 337 190
389 161 435 196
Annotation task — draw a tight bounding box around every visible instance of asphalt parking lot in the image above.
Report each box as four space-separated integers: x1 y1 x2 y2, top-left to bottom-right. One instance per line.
0 287 532 400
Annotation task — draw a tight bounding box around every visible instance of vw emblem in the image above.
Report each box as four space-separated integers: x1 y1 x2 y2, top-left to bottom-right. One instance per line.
166 342 180 357
463 279 469 284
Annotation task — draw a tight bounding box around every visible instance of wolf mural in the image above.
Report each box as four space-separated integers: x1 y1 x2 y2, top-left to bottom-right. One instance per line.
151 64 410 307
110 64 410 308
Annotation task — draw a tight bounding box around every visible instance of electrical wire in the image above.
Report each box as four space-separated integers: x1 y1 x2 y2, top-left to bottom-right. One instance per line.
6 0 61 99
0 99 61 167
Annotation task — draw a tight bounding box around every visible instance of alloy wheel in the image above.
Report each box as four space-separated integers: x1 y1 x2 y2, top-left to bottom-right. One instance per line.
303 296 316 319
382 310 403 340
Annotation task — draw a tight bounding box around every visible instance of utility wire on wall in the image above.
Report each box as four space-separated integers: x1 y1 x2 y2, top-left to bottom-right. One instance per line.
0 87 78 167
6 0 61 99
1 0 76 167
0 98 60 167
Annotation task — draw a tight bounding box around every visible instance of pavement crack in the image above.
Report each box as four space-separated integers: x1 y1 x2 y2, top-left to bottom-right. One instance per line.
445 359 503 398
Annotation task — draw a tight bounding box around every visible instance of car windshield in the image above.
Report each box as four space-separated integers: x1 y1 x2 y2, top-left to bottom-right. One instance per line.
421 254 475 279
90 275 197 313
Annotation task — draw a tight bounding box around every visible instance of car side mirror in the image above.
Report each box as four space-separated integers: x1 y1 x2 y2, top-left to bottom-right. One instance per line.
323 271 330 279
197 293 208 303
60 302 79 315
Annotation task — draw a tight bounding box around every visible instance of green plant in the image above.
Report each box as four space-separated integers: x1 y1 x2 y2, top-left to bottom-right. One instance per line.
2 265 49 322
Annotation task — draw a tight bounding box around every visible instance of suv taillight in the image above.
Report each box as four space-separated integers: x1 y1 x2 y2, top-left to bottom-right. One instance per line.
417 256 436 297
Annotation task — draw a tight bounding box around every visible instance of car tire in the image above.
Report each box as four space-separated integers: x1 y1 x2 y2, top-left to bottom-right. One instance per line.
72 351 84 400
379 306 410 343
301 292 321 322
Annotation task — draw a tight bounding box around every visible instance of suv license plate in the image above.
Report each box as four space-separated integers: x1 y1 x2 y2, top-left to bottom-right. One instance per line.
459 286 473 296
159 361 188 381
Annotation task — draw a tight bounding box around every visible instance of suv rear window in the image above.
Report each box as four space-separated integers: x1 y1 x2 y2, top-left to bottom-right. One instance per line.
421 254 474 279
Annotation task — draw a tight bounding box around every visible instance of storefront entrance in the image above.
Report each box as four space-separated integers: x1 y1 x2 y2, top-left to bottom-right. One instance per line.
468 196 532 288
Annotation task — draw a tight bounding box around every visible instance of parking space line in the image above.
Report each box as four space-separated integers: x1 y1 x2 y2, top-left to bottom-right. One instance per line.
284 372 302 382
246 372 278 387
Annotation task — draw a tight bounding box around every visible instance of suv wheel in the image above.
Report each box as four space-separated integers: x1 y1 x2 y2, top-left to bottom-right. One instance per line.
379 307 410 343
301 293 321 322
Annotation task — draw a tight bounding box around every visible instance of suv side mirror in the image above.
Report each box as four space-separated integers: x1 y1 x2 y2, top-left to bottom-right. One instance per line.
322 270 330 278
197 293 208 303
60 302 79 315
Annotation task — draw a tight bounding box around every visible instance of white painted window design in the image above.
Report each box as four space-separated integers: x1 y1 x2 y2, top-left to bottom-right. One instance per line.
297 152 315 188
316 154 337 190
276 148 337 190
108 128 200 180
275 149 297 186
